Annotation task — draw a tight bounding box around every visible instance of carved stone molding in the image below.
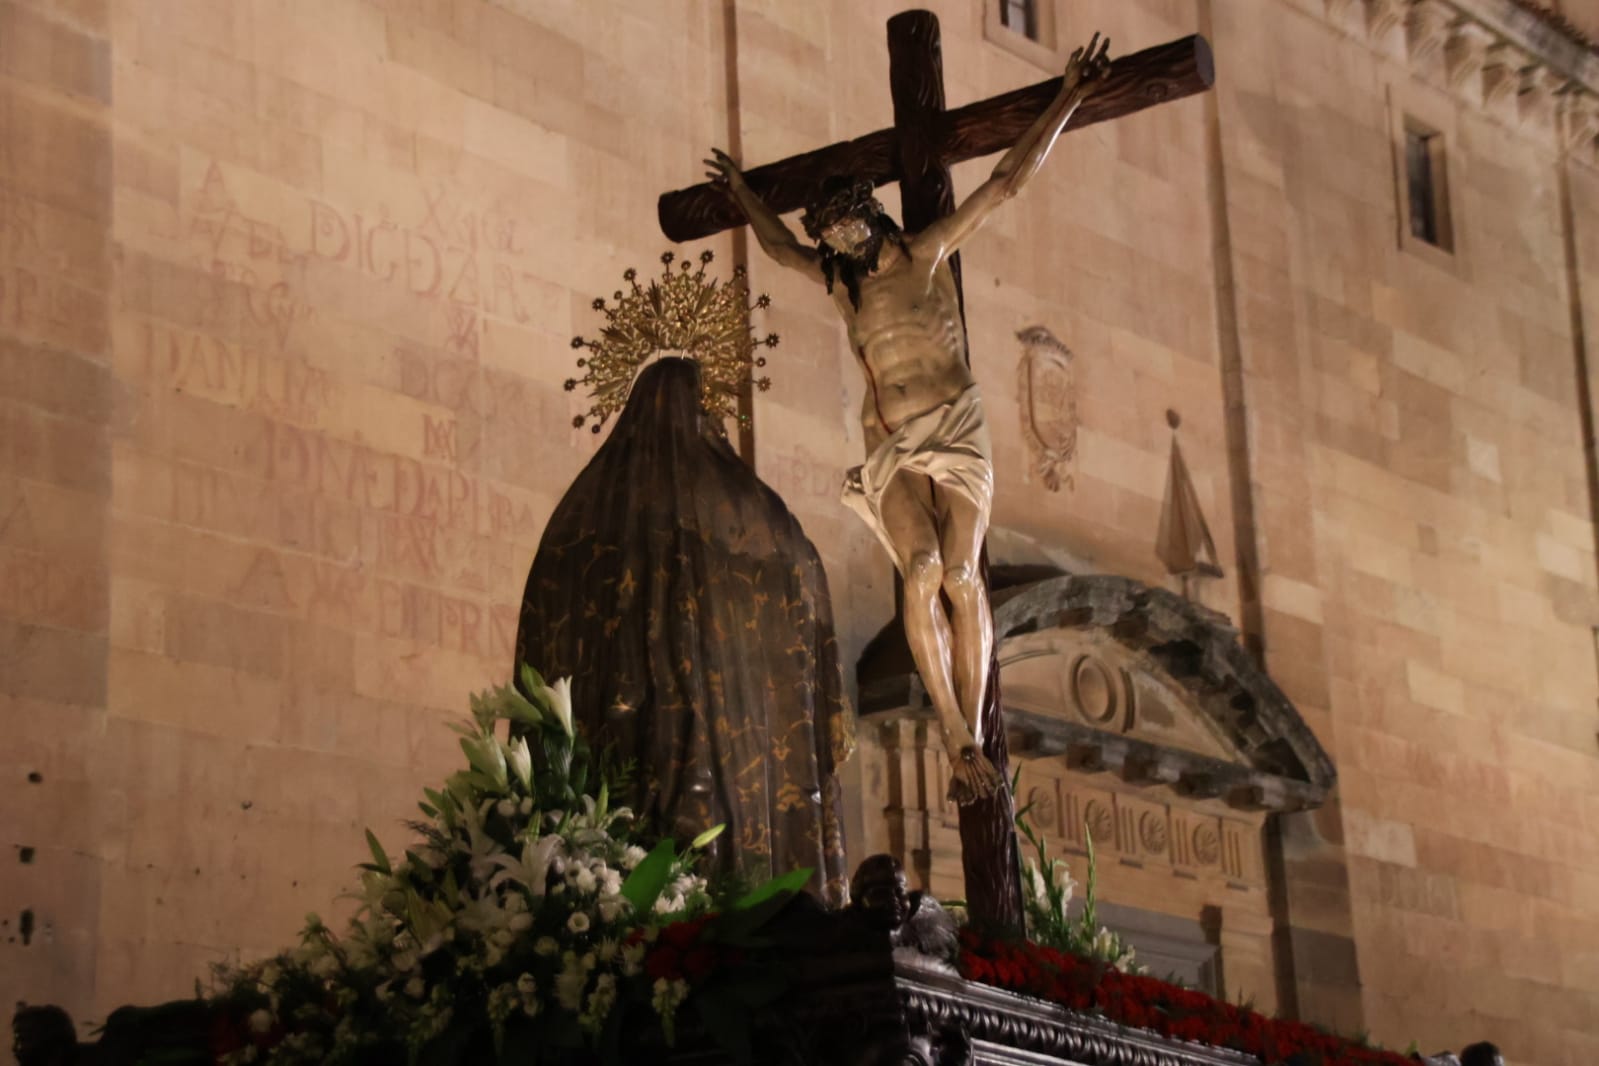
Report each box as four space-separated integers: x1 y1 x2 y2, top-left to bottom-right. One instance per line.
1482 40 1525 109
858 573 1337 814
1445 19 1496 93
1138 810 1170 854
1365 0 1406 39
1559 87 1599 149
1312 0 1599 157
1519 63 1558 129
1405 0 1452 64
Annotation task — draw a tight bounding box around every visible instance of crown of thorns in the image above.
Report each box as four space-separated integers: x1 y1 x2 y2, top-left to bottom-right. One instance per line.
801 178 884 240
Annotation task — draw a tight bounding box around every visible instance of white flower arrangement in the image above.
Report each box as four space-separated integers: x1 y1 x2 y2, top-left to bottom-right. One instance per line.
1015 791 1141 975
211 669 718 1065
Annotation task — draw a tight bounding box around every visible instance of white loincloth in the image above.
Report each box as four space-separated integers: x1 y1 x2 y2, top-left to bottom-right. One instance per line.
841 384 994 575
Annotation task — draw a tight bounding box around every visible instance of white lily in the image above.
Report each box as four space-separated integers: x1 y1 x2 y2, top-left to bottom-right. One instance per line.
1025 858 1049 907
491 834 563 897
536 676 575 737
463 805 502 882
507 735 534 793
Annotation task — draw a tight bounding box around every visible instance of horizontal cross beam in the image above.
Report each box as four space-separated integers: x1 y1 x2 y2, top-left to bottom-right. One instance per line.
658 34 1214 243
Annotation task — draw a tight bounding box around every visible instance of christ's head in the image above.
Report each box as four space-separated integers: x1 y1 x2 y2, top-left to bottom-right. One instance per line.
802 177 900 259
801 176 908 307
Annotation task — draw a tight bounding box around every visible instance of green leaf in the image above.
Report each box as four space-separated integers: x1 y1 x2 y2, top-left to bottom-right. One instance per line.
689 823 726 850
519 662 547 701
463 770 502 795
715 888 798 946
460 736 508 790
619 839 677 914
730 866 811 912
365 829 391 875
501 685 544 729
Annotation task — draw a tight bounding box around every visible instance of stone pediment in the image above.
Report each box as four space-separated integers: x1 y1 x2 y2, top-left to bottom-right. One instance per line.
857 572 1335 814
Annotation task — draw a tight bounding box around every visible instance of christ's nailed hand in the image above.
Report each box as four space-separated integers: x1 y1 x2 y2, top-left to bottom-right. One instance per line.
704 147 744 188
1064 33 1112 91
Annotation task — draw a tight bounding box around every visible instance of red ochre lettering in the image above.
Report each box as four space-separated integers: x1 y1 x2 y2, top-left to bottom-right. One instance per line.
488 605 517 660
483 212 521 255
309 201 350 262
422 415 457 462
446 252 479 307
420 185 452 241
432 358 474 410
441 596 484 656
306 561 364 628
140 320 332 422
443 305 480 359
392 350 485 416
487 264 530 324
375 513 441 578
247 421 505 537
406 231 442 296
364 217 399 282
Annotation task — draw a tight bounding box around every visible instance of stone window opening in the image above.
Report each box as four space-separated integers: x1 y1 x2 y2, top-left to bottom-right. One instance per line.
984 0 1061 69
1000 0 1040 42
1404 118 1453 252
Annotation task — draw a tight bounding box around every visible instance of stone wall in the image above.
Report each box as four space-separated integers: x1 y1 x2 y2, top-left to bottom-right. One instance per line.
1 0 750 1033
1216 0 1599 1061
3 0 1598 1063
1 0 114 1025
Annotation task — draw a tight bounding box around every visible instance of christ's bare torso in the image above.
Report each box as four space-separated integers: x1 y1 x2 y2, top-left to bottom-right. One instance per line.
830 249 973 439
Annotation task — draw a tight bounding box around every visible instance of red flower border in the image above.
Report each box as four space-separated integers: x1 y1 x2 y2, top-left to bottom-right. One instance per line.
959 932 1409 1066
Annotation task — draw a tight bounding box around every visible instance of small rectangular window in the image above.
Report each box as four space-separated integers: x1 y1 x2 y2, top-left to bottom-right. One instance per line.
1000 0 1039 41
1404 121 1452 252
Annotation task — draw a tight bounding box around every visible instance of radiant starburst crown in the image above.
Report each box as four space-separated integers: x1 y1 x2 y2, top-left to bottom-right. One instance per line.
565 250 776 432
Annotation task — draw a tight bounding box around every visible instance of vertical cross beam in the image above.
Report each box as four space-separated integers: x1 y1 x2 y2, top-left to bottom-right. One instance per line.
887 10 1023 936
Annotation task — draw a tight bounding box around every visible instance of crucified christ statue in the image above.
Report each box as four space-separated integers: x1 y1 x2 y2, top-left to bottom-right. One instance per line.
707 35 1112 806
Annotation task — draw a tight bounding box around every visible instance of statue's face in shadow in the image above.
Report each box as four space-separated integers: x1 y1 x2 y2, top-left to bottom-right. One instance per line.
851 854 911 930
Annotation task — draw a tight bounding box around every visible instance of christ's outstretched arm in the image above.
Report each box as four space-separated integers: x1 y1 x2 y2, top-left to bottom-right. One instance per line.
913 34 1112 267
705 148 826 285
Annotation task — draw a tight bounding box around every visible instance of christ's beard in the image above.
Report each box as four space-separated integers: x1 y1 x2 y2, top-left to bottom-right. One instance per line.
843 234 886 272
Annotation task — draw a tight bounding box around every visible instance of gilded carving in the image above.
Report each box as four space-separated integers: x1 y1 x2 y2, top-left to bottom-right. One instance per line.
1015 326 1078 492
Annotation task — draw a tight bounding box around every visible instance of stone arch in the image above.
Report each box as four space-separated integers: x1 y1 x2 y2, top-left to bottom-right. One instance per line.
853 570 1336 1010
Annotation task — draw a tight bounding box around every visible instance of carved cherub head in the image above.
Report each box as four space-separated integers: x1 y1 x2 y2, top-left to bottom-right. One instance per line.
849 853 912 931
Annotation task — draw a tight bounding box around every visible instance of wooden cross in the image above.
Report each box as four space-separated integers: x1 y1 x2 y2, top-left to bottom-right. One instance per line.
658 11 1214 933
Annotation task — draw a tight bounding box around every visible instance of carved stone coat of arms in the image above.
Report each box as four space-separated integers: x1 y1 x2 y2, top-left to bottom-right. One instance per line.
1015 326 1079 492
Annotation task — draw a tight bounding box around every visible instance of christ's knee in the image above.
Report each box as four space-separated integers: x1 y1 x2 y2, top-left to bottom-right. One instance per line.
942 560 982 609
904 549 944 605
